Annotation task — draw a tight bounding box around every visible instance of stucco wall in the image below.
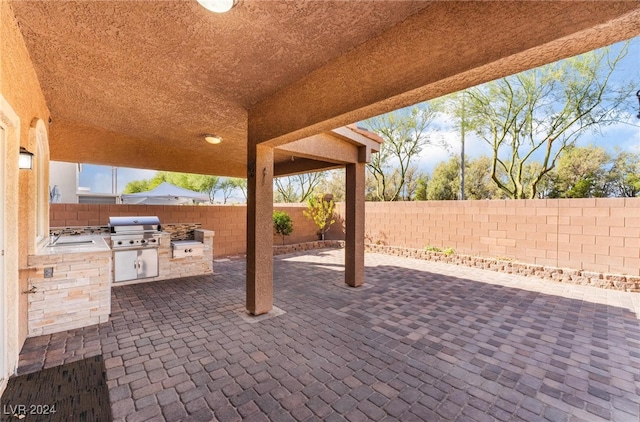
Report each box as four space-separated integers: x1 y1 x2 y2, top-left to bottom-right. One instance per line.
1 1 51 389
50 203 330 257
358 198 640 277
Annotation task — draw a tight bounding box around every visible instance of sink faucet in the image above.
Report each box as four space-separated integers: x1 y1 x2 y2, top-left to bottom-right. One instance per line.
49 231 63 246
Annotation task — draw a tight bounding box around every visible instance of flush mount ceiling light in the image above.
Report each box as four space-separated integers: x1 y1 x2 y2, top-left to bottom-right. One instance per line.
204 134 222 144
197 0 238 13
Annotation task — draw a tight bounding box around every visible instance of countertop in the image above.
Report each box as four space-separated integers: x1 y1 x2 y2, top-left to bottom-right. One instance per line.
36 234 111 256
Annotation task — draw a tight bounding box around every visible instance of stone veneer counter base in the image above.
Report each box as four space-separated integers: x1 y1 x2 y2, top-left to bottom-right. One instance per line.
26 234 112 336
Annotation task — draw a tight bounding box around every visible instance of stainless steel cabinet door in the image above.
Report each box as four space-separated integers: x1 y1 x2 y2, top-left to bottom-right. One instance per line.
137 248 159 279
114 250 139 282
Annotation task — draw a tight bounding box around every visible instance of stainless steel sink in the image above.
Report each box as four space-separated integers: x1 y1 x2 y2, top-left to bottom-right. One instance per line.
47 239 95 247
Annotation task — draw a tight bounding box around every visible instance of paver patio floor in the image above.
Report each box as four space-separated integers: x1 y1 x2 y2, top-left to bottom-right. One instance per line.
15 249 640 421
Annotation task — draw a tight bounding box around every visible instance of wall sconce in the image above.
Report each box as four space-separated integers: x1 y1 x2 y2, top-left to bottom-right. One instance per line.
19 146 34 170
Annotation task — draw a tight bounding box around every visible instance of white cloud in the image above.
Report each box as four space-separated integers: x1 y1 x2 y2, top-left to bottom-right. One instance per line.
416 113 492 174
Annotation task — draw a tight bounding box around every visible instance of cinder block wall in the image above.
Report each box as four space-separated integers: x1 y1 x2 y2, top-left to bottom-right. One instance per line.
50 203 323 257
51 198 639 275
356 198 639 276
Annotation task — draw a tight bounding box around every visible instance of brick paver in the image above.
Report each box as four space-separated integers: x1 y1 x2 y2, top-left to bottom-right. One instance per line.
14 250 640 421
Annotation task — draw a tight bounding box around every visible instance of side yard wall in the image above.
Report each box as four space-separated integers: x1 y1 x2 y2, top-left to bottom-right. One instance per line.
359 198 639 277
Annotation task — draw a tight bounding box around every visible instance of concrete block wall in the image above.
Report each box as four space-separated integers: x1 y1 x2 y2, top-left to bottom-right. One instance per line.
50 203 323 257
358 198 640 276
51 198 639 276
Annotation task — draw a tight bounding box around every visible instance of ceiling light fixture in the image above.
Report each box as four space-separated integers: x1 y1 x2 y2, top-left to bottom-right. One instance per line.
204 134 222 144
197 0 238 13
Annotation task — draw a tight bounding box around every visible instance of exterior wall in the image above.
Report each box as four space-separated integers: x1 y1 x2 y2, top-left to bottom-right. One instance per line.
359 199 640 277
1 0 51 391
49 161 78 203
50 203 326 257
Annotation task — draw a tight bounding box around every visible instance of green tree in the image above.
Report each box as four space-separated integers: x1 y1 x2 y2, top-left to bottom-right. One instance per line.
464 156 504 200
122 179 156 194
427 158 459 200
413 174 429 201
316 169 345 202
232 178 247 200
607 150 640 197
272 210 293 245
463 43 632 199
303 193 336 240
274 172 324 203
549 145 610 198
219 178 237 204
365 104 441 201
433 91 475 199
122 171 220 203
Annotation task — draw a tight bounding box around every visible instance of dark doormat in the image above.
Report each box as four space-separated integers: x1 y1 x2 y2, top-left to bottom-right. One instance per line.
0 355 112 422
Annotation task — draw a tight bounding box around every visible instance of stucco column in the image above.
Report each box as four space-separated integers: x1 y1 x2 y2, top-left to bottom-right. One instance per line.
345 162 365 287
246 144 274 315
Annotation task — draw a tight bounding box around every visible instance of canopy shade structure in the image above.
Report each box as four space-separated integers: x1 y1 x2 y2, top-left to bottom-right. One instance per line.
121 182 210 205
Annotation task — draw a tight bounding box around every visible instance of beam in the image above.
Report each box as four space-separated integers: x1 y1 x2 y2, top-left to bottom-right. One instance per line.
275 132 360 164
274 158 341 177
249 2 640 147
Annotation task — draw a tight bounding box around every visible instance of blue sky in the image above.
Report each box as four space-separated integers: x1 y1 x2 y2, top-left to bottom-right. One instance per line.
78 37 639 193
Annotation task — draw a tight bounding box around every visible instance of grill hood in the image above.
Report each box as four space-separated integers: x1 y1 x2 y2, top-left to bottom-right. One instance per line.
109 216 161 234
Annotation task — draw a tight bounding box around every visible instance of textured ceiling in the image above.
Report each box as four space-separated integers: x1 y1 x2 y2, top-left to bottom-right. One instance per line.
11 0 429 174
10 1 640 177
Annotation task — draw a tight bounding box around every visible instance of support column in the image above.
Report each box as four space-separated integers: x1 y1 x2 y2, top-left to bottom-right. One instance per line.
345 162 365 287
246 144 274 315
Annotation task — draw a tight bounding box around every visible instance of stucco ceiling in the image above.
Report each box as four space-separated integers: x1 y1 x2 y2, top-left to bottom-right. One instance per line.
10 1 640 177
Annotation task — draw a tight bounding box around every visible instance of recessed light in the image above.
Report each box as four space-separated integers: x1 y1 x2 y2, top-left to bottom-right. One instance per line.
204 134 222 144
197 0 238 13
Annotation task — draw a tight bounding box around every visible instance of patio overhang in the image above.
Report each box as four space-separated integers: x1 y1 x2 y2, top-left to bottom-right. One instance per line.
7 0 640 318
9 1 640 177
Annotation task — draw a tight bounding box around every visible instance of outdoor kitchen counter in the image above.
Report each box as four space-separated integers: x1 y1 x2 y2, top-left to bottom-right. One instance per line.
26 234 112 337
33 234 111 257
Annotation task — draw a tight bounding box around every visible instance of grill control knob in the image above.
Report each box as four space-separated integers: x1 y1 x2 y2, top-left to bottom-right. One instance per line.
117 241 122 245
150 239 157 243
140 239 147 244
129 240 135 244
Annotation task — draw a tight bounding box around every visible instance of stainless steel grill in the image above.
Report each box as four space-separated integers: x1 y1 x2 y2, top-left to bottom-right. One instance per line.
109 216 162 249
109 216 162 282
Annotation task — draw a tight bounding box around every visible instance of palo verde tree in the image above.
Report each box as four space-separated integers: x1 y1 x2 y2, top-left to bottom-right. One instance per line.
364 104 441 201
274 172 325 203
463 43 633 199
